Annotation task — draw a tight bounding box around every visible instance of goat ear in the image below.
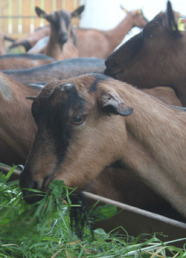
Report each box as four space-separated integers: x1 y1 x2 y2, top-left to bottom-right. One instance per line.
35 6 47 18
99 91 133 117
167 1 182 37
71 5 85 18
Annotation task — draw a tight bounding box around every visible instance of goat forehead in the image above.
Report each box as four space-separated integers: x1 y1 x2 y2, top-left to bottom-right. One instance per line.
142 13 167 36
75 73 109 91
54 10 70 25
36 73 110 111
38 85 86 115
143 10 181 34
107 32 143 64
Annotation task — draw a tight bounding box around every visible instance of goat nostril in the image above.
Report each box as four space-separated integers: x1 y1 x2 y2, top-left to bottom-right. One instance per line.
58 33 68 44
19 171 45 204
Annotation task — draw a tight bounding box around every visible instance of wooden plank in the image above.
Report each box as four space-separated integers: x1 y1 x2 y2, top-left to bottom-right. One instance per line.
0 0 80 38
0 1 9 36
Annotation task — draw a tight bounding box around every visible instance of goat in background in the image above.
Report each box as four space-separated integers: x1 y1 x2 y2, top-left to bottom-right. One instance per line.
0 53 55 70
28 5 85 60
76 7 147 58
105 1 186 106
8 5 147 59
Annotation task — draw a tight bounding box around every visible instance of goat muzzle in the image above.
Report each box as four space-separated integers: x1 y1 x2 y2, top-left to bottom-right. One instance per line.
58 32 68 45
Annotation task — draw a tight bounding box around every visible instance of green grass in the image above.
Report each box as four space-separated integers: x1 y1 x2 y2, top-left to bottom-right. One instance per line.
0 168 186 257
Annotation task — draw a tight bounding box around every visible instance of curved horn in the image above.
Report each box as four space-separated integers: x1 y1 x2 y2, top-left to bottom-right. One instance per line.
120 5 128 13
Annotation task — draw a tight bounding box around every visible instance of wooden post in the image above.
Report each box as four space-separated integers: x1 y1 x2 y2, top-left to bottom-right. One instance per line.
8 0 12 34
18 0 22 34
30 0 35 33
52 0 56 11
40 0 44 27
62 0 66 9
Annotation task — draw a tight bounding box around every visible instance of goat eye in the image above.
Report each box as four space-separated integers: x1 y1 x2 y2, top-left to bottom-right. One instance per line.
71 115 85 125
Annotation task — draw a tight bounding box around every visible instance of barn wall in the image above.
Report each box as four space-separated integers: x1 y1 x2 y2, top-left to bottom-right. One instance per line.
0 0 79 39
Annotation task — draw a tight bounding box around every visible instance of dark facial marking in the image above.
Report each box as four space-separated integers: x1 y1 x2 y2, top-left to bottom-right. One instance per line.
32 84 86 164
89 73 110 92
51 11 69 27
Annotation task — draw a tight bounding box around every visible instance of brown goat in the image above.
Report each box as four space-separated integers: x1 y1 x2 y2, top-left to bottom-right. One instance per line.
3 57 106 84
0 71 182 219
3 55 182 107
0 54 55 70
9 26 50 52
7 6 147 59
28 6 84 60
0 72 38 165
75 8 147 58
0 58 106 162
142 87 182 106
19 73 186 220
1 69 180 165
105 1 186 106
0 72 174 217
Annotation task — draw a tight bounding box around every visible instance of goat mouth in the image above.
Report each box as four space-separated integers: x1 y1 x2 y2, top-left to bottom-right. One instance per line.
21 188 45 204
58 36 68 45
104 67 123 78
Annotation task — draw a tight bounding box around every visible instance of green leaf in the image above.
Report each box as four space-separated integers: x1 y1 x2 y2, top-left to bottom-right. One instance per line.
93 204 117 221
48 180 65 198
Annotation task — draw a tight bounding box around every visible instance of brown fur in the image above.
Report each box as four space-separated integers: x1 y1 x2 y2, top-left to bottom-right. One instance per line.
0 72 37 165
0 55 54 70
87 167 167 210
40 28 78 61
142 87 182 106
105 2 186 106
20 74 186 219
9 26 50 51
0 72 181 219
3 57 106 84
75 9 147 58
